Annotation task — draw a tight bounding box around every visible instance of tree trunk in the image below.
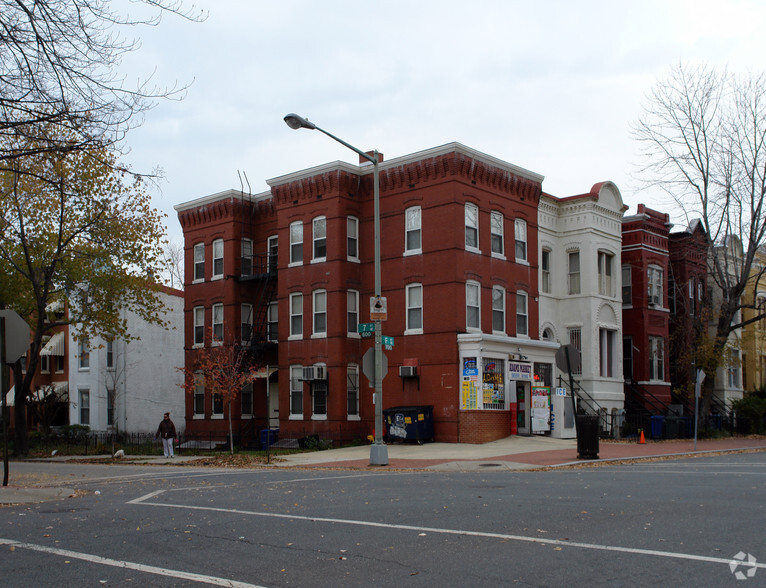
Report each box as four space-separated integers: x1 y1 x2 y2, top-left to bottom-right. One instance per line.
228 402 234 455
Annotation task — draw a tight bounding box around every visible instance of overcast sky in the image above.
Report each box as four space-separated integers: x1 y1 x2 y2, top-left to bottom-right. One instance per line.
118 0 766 242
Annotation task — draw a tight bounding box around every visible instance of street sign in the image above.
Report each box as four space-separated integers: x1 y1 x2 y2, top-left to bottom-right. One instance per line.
555 344 581 374
357 322 375 334
381 336 394 347
362 347 388 387
0 309 30 364
370 296 387 321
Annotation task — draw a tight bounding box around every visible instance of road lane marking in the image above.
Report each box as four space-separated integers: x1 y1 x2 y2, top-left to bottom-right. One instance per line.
132 490 766 571
0 538 263 587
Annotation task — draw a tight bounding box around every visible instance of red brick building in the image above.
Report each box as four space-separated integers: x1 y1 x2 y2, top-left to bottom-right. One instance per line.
621 204 672 412
176 143 557 444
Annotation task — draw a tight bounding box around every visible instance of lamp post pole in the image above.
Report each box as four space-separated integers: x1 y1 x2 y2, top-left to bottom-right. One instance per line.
284 114 388 466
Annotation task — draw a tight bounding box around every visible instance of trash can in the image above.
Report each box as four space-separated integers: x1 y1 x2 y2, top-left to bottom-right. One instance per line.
260 428 278 449
665 417 682 439
575 415 599 459
384 406 434 443
650 415 664 439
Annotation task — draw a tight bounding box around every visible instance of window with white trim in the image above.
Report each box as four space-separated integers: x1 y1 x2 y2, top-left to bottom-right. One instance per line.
289 293 303 338
492 286 506 334
649 336 664 381
79 389 90 425
541 248 551 294
465 203 479 251
106 340 114 369
241 303 253 345
267 302 278 342
466 281 481 331
312 377 328 418
347 290 359 336
241 238 252 276
312 216 326 261
622 265 632 306
568 327 582 375
347 364 360 418
347 216 359 261
40 354 50 374
313 290 327 337
268 235 278 272
405 206 421 254
599 328 616 378
648 265 663 306
568 250 581 295
514 219 527 261
515 291 528 336
290 366 303 418
193 372 204 416
78 337 89 370
727 348 741 388
241 382 253 417
193 243 204 282
290 221 303 265
212 238 224 279
212 391 223 418
193 306 204 346
406 283 423 333
212 303 223 344
490 211 504 257
598 251 614 296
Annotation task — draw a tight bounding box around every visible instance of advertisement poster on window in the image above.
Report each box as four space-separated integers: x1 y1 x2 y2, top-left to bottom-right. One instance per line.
461 357 479 409
531 386 551 434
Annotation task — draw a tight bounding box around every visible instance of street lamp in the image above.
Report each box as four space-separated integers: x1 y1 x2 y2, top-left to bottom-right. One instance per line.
284 113 388 466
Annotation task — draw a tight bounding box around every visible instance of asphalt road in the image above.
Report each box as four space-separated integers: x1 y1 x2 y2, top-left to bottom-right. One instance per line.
0 454 764 587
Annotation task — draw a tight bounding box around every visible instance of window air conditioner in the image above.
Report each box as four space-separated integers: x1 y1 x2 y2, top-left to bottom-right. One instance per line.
399 366 417 378
301 366 316 381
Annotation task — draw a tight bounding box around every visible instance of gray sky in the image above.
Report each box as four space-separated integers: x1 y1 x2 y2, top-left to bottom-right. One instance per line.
119 0 766 242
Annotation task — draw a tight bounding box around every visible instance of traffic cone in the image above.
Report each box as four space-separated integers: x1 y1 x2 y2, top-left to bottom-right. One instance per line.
639 430 646 444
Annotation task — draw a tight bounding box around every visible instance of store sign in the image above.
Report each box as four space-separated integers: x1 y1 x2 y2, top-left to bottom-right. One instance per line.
509 362 532 380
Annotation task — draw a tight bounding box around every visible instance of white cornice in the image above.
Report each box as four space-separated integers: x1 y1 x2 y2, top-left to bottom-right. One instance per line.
174 188 272 213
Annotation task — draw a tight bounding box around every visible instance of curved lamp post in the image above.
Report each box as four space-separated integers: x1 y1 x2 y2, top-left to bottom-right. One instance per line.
284 114 388 466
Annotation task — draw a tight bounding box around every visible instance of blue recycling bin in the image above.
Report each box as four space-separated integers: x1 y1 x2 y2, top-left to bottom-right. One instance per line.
650 415 664 439
260 428 278 449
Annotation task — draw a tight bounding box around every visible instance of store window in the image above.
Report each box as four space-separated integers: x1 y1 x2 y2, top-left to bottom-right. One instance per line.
482 358 505 410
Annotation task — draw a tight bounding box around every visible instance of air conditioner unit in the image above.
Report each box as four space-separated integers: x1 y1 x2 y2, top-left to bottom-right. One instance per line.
314 365 326 381
301 366 316 381
399 366 417 378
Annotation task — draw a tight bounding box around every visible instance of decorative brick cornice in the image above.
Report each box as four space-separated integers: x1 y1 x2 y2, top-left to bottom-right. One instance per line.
271 169 361 206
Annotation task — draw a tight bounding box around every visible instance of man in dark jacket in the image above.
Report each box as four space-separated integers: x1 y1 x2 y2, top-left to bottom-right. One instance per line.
155 412 177 458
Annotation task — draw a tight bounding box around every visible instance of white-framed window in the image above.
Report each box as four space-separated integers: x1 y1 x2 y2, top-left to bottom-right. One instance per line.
622 265 632 306
193 306 204 347
212 303 223 344
514 219 527 262
568 327 582 375
268 235 278 272
267 302 278 342
347 364 360 419
78 337 89 370
598 251 614 296
648 265 663 306
649 336 664 381
405 206 422 254
290 365 303 418
568 250 580 295
492 286 506 334
313 289 327 337
106 340 114 369
465 203 479 251
290 221 303 265
466 281 481 331
55 355 64 373
241 303 253 345
515 291 528 336
79 389 90 425
347 216 359 261
241 238 253 276
599 328 616 378
347 290 359 336
482 357 506 410
39 354 50 374
193 242 205 282
289 293 303 339
541 248 551 294
406 283 423 333
490 211 504 257
727 348 741 388
212 391 223 418
212 238 224 279
542 328 554 341
312 377 328 419
312 216 326 261
193 372 204 417
241 382 253 417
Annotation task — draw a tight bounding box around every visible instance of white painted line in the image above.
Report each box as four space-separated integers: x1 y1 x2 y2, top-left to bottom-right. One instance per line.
133 492 766 571
0 538 264 587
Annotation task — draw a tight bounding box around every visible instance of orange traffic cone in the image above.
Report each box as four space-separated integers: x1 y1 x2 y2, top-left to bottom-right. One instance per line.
638 430 646 444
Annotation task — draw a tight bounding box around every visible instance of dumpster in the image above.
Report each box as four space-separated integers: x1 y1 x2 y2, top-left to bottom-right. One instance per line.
575 414 599 459
260 428 278 449
384 406 434 443
650 415 664 439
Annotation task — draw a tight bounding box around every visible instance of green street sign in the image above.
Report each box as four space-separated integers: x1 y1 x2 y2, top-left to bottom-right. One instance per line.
357 322 375 333
382 336 394 347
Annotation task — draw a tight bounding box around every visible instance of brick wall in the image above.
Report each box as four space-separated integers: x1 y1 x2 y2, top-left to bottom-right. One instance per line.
458 410 513 444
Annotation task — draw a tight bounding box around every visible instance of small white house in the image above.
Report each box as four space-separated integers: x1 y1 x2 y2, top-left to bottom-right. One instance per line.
68 287 185 433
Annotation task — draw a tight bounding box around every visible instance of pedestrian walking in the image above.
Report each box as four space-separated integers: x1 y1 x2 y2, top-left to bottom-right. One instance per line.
155 412 177 458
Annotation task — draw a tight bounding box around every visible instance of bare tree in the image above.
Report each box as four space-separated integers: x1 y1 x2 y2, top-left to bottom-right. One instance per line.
635 63 766 420
160 239 185 290
0 0 202 165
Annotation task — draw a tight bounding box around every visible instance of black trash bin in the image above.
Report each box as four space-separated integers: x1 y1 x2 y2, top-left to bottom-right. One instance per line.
576 415 599 459
384 406 434 443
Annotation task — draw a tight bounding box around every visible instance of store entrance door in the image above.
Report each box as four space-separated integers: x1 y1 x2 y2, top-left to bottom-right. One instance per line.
516 382 529 435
